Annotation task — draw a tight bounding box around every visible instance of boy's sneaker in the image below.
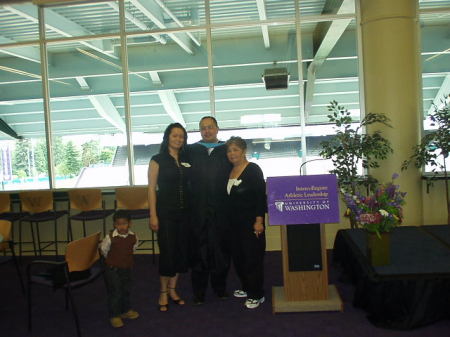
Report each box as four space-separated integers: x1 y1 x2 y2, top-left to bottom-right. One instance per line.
233 290 247 298
110 317 124 328
245 296 265 309
121 309 139 320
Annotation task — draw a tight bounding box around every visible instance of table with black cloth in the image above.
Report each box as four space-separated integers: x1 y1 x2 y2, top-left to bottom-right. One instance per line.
333 225 450 330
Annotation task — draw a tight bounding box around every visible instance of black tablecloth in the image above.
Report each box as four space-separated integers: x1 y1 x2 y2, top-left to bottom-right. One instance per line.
333 225 450 329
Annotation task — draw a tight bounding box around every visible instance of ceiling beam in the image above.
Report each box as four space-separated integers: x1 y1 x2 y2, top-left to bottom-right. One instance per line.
3 3 116 59
149 71 162 86
0 118 22 139
255 0 270 48
158 90 186 126
130 0 194 54
0 36 40 63
153 0 201 47
88 95 126 132
105 1 166 45
304 0 354 117
427 74 450 115
75 76 90 90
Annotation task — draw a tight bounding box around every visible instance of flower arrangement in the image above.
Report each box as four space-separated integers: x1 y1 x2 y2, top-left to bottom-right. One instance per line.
343 173 406 237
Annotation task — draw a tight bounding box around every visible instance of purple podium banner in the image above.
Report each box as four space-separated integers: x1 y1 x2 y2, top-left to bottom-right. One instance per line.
267 174 340 225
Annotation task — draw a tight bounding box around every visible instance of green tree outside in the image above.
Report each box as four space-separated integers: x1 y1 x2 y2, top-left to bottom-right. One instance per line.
99 146 115 164
81 140 100 167
12 139 31 177
35 137 66 175
62 141 82 176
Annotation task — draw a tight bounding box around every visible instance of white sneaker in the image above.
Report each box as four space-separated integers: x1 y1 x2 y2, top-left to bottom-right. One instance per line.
233 290 247 298
245 296 265 309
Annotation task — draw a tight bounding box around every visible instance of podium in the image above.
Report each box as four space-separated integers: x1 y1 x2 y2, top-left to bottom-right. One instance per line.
267 175 343 313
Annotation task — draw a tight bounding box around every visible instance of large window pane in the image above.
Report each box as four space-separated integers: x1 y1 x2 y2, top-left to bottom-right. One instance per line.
210 0 296 25
125 0 205 33
212 23 302 177
420 12 450 173
301 18 361 175
45 1 120 38
127 25 209 184
0 45 49 190
0 4 39 43
46 36 127 188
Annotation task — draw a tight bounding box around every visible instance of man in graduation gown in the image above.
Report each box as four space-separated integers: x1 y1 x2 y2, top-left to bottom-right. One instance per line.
187 116 232 304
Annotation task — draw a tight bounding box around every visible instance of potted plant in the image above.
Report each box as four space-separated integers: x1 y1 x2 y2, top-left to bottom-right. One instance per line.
319 101 394 227
342 174 406 265
402 97 450 225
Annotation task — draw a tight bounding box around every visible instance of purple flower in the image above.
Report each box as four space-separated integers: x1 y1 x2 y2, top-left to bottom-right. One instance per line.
341 173 406 232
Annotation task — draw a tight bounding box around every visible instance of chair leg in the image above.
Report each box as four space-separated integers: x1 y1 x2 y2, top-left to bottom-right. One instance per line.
27 266 32 332
30 222 37 256
19 220 23 257
151 230 155 264
82 221 86 237
11 220 16 246
65 288 69 310
68 218 73 242
10 241 25 293
35 222 42 256
102 218 106 237
54 219 58 256
67 286 82 337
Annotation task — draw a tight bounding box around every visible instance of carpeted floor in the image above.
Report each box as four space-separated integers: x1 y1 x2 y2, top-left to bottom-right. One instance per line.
1 251 449 337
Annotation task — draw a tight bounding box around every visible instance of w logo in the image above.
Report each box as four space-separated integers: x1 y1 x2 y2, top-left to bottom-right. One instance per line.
275 201 284 212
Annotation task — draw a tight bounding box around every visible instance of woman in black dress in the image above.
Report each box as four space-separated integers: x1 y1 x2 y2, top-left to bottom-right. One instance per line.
226 136 267 309
148 123 190 312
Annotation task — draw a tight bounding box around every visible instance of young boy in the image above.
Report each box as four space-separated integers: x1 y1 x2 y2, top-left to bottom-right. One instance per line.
100 210 139 328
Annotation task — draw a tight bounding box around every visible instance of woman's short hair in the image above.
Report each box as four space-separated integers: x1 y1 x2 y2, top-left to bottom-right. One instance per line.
159 123 188 154
225 136 247 151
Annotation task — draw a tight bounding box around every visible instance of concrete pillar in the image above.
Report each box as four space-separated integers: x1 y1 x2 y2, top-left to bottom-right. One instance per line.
359 0 423 225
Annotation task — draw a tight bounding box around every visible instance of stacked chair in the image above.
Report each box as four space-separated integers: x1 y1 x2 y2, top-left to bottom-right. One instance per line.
0 193 29 242
0 219 25 293
27 231 102 337
115 186 155 262
19 191 68 256
68 188 114 239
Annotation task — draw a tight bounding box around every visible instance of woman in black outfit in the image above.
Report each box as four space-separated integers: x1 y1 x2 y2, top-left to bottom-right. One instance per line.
148 123 190 312
226 136 267 309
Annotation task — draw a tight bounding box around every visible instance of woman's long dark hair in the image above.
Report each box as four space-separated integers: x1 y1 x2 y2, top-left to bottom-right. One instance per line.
159 123 188 155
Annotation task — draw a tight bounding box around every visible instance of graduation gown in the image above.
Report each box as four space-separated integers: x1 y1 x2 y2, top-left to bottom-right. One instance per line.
187 142 232 274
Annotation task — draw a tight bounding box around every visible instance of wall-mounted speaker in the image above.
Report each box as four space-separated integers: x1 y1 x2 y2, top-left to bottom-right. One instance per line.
262 67 289 90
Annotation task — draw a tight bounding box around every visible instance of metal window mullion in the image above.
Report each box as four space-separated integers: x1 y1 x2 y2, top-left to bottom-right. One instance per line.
0 12 366 50
205 0 215 117
355 0 366 121
119 0 135 185
38 5 54 188
355 0 367 176
295 0 307 175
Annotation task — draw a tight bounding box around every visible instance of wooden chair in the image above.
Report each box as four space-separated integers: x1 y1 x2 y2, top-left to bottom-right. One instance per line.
0 193 29 243
27 232 102 337
19 191 68 256
115 186 155 262
68 188 114 238
0 219 25 293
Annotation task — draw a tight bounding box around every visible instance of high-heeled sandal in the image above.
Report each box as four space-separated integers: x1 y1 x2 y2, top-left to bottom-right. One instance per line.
158 291 169 312
168 287 185 305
